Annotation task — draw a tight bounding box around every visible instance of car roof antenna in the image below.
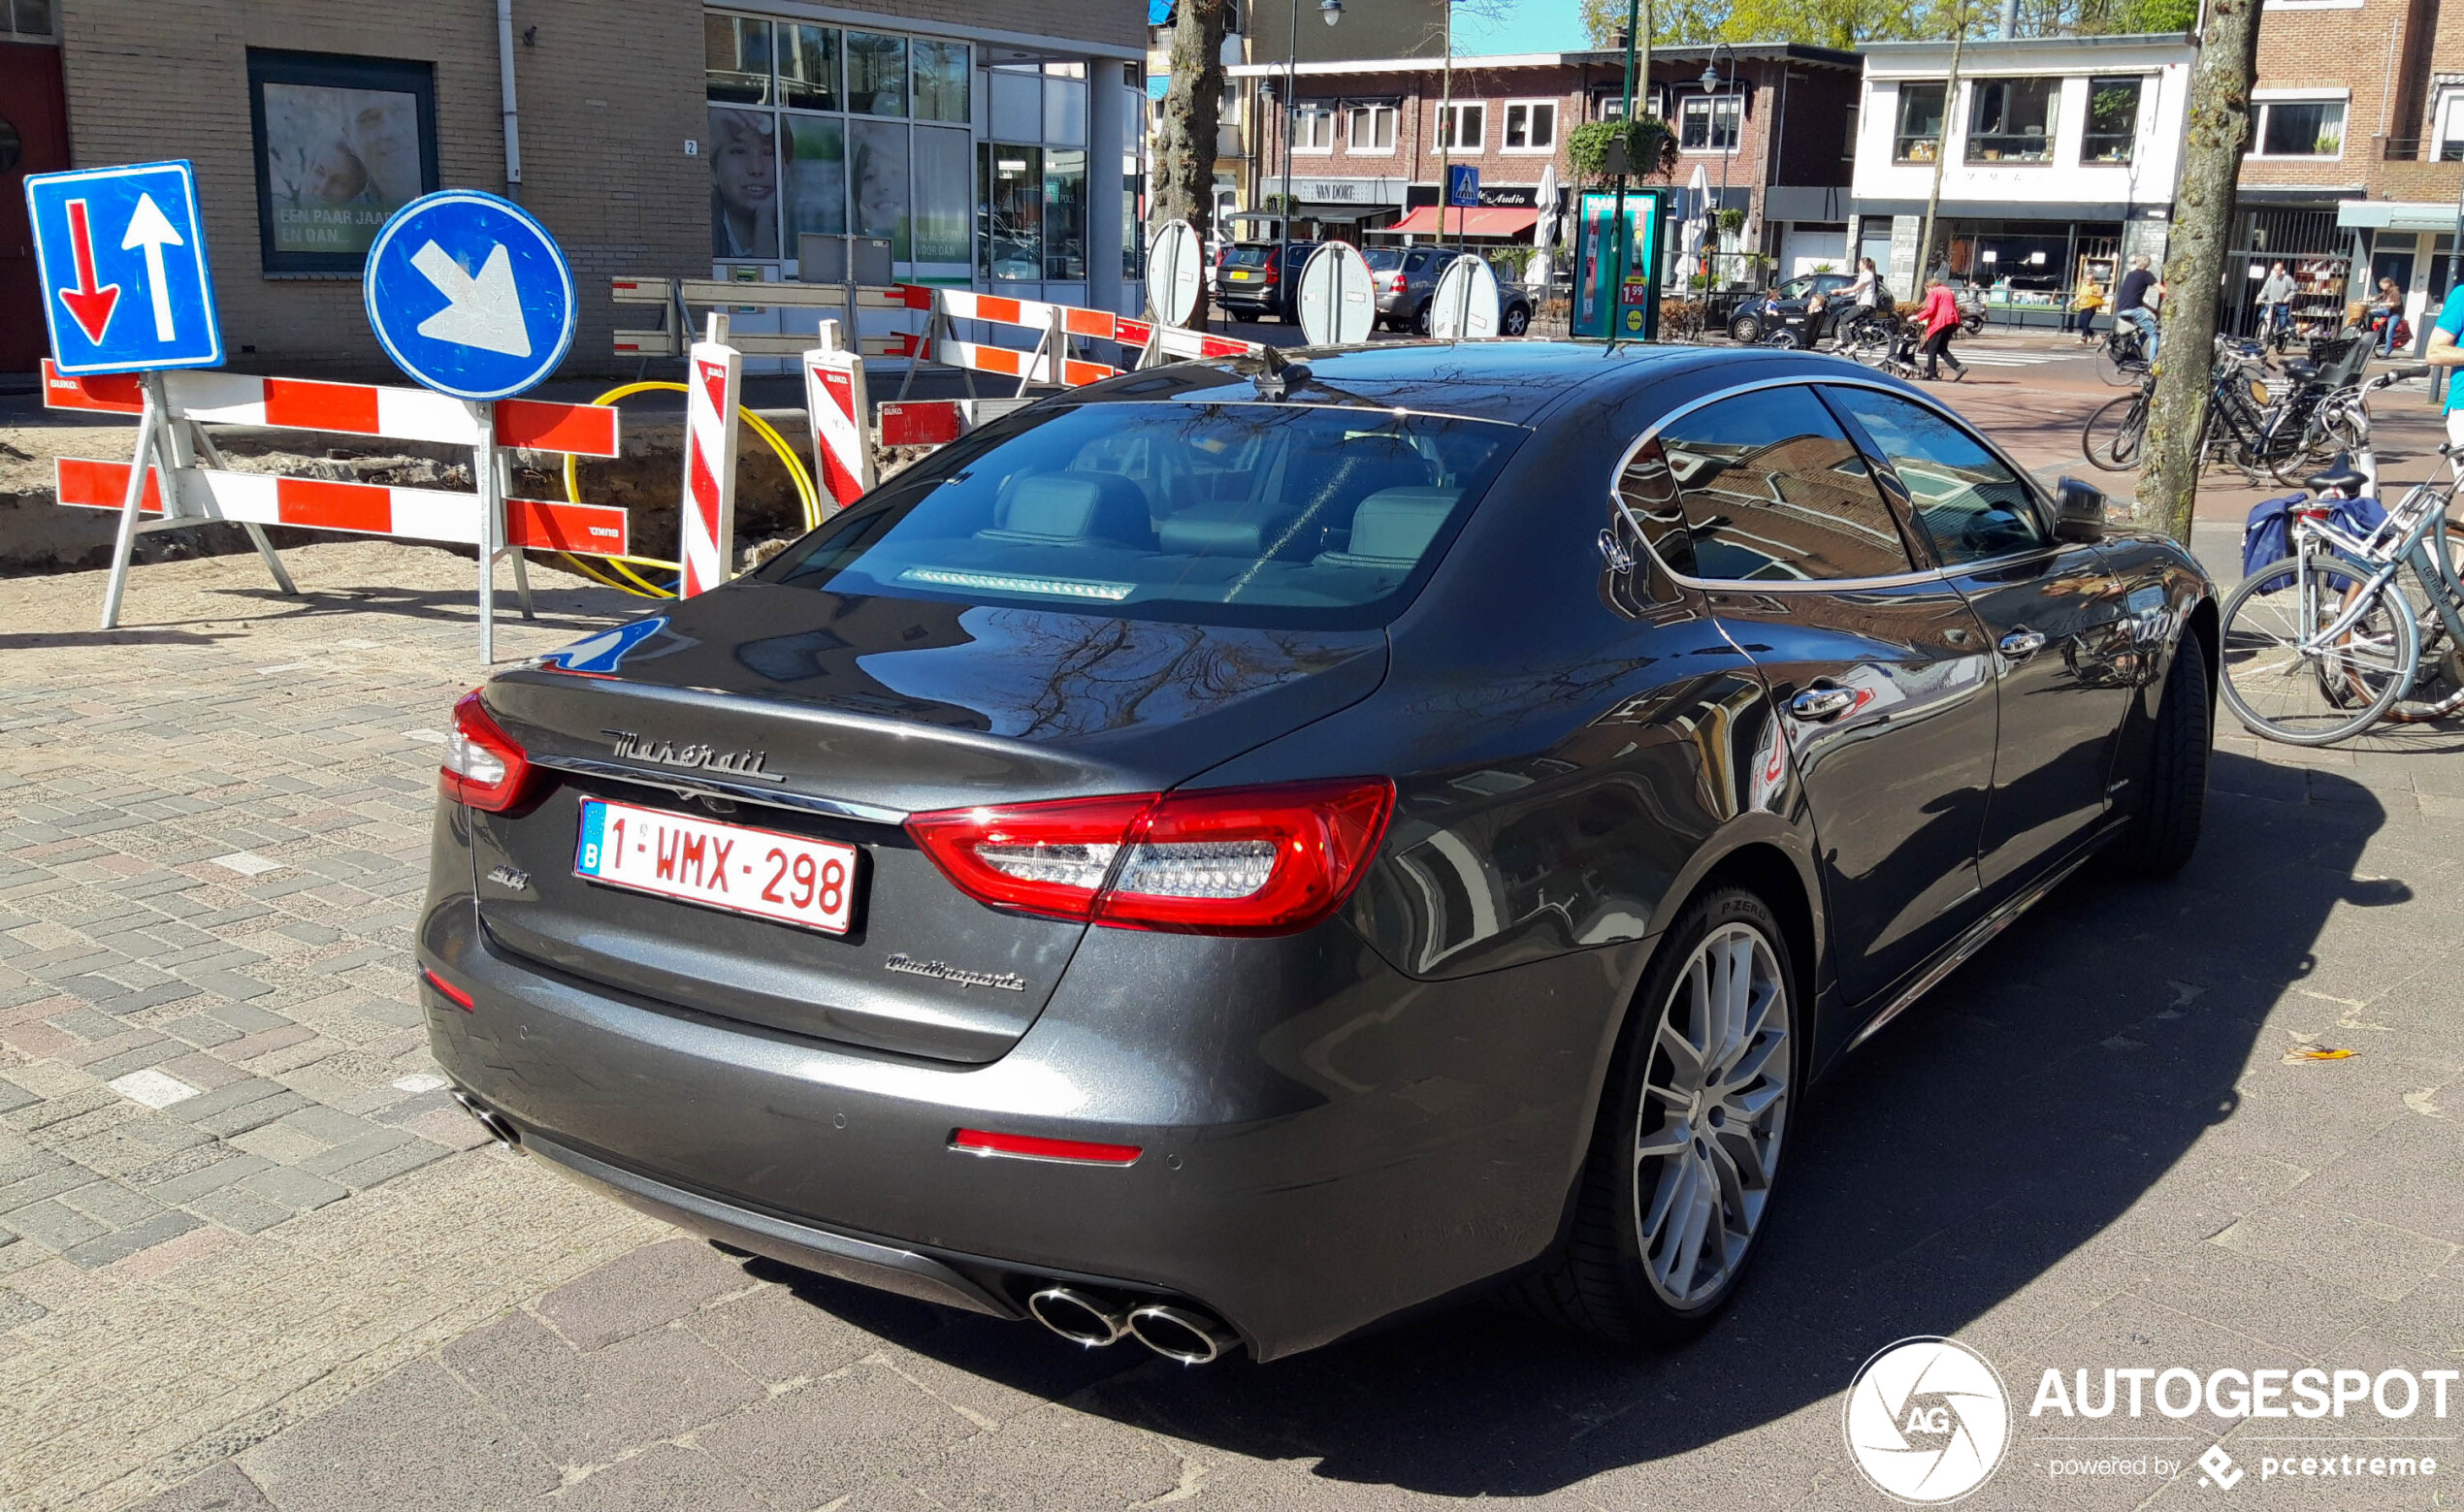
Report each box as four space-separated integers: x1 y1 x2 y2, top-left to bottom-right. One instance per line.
1255 346 1311 401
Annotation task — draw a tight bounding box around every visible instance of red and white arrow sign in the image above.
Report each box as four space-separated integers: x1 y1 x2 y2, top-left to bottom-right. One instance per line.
56 200 120 344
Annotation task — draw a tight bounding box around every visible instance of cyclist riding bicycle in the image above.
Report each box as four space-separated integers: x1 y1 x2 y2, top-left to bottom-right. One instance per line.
2114 254 2162 359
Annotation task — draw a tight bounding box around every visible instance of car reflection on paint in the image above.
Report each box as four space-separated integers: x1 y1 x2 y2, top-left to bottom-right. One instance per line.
418 341 2218 1364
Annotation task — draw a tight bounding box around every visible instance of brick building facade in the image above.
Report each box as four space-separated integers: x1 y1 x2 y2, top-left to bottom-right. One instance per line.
1226 45 1860 286
4 0 1143 380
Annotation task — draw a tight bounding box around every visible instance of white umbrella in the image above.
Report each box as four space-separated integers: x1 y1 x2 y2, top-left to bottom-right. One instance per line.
1681 163 1710 283
1527 160 1559 289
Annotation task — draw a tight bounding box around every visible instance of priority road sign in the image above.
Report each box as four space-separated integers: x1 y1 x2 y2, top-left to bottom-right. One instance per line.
24 160 223 375
363 189 575 402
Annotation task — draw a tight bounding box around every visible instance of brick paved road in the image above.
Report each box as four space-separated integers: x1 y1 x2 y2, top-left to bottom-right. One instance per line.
3 534 2460 1512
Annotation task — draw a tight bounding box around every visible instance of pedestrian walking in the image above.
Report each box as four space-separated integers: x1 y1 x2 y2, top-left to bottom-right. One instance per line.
2066 275 2105 341
1917 273 1966 381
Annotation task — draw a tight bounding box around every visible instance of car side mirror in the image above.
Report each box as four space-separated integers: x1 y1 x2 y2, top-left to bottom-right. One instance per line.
2052 477 2107 543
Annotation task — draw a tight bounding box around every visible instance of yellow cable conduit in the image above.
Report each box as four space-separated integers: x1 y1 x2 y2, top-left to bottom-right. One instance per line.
551 380 827 598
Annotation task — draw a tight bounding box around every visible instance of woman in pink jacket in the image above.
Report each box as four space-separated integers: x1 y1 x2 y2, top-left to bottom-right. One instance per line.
1916 273 1966 382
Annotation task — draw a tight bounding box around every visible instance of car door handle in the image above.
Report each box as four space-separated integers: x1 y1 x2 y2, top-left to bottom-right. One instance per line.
1998 628 2049 659
1790 686 1861 722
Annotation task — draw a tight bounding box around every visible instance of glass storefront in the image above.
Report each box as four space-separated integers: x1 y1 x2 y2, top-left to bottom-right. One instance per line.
705 12 969 275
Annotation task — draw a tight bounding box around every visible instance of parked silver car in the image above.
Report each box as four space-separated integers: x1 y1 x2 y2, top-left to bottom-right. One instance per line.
1372 245 1534 336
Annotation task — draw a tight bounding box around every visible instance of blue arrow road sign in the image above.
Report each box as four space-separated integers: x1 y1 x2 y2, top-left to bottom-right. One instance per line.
1447 165 1480 209
363 190 574 402
24 160 222 375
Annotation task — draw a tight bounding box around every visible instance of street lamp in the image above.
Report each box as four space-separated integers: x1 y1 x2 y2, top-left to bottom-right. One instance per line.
1282 0 1344 249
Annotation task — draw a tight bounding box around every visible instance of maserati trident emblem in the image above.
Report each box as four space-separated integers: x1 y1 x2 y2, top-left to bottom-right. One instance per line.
602 729 785 782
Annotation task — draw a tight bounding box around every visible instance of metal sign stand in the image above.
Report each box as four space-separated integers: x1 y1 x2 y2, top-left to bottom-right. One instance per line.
464 398 535 665
97 370 298 631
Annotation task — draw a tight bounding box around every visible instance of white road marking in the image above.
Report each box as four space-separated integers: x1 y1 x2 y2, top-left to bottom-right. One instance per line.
110 1069 202 1110
392 1073 450 1094
210 852 282 877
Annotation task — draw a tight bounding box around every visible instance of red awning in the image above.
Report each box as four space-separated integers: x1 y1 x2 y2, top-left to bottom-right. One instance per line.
1386 206 1540 239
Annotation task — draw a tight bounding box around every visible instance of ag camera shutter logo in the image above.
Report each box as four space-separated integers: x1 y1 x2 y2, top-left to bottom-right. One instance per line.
1844 1336 2012 1504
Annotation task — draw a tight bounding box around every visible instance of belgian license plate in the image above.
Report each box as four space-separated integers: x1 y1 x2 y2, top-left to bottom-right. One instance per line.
574 798 859 935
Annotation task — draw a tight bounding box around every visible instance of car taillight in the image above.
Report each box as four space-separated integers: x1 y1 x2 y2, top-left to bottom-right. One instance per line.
1264 259 1281 283
440 690 538 813
906 777 1394 936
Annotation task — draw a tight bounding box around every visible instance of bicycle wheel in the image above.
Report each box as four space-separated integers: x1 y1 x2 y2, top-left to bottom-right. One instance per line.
2096 339 2147 387
2082 392 2148 470
2219 553 2418 745
2387 521 2464 722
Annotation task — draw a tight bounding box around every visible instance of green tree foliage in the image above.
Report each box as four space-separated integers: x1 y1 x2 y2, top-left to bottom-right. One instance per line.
1579 0 2192 48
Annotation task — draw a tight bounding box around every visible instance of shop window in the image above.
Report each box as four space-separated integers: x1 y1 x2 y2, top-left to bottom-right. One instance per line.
782 115 845 246
779 25 838 113
1679 96 1740 152
247 48 440 274
1504 100 1556 151
1046 147 1087 280
1347 99 1397 151
2083 77 2140 163
913 125 969 266
1966 78 2056 162
1437 102 1483 150
706 16 770 105
710 107 779 258
914 40 969 123
982 145 1042 281
1894 82 1944 163
847 32 907 116
1046 74 1088 145
2254 98 2344 157
1294 101 1337 152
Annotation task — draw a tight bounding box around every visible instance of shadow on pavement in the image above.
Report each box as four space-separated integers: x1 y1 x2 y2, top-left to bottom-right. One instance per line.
746 751 2391 1497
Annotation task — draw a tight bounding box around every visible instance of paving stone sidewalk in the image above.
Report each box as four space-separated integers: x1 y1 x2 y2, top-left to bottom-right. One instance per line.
3 536 2460 1512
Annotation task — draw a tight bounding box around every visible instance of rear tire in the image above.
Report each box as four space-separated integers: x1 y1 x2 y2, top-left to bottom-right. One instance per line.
2082 393 2148 471
2117 634 2211 876
1512 886 1796 1345
1730 313 1763 343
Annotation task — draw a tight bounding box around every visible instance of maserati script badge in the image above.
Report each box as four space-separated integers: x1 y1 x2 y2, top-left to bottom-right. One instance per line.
602 729 785 782
885 953 1027 992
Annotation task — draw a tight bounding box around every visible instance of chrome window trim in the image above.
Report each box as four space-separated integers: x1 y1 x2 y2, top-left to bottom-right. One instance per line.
1605 371 2059 594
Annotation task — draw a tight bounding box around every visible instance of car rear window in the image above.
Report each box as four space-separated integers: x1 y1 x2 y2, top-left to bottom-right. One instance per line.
762 402 1526 628
1224 246 1273 268
1364 247 1404 271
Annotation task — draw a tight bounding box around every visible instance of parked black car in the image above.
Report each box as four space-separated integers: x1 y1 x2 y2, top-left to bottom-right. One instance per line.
1214 240 1317 322
424 343 2216 1365
1729 272 1858 343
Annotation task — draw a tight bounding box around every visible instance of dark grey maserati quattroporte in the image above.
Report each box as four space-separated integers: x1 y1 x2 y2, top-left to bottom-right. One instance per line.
421 343 2215 1364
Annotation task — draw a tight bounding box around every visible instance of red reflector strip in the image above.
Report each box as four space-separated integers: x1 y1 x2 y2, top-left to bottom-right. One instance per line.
421 969 475 1011
950 1129 1142 1166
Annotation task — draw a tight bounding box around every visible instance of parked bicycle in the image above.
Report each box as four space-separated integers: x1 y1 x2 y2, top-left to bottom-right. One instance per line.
2218 366 2464 744
2080 335 2369 486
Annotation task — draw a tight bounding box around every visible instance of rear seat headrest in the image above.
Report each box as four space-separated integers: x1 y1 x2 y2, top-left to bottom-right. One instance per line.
981 471 1151 545
1159 501 1298 557
1330 488 1461 565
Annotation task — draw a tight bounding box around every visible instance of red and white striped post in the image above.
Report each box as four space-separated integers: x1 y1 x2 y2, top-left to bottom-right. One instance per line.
802 318 873 513
678 312 742 598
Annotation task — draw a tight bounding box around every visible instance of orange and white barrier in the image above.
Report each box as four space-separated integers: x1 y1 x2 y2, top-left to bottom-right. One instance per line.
679 313 742 598
803 323 873 510
888 333 1120 388
45 360 623 660
54 460 628 556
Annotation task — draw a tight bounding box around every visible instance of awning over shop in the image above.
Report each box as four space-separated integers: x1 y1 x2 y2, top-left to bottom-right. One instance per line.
1386 206 1540 238
2337 200 2464 232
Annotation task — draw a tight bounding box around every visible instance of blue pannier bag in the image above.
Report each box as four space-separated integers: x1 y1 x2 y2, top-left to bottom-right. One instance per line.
2243 494 2386 593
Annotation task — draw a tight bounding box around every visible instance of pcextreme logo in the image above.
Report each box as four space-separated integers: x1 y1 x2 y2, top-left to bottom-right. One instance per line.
1844 1336 2013 1504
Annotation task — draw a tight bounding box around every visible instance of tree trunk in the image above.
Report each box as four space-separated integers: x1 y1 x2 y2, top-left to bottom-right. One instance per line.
2137 0 2266 541
1152 0 1230 327
1917 10 1968 291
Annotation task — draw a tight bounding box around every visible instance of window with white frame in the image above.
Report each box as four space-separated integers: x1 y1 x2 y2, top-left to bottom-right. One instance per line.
1679 94 1741 152
1503 100 1556 151
1293 99 1336 153
1437 102 1484 150
1592 85 1666 121
1346 97 1397 152
2 0 52 39
2436 86 2464 161
2253 96 2345 157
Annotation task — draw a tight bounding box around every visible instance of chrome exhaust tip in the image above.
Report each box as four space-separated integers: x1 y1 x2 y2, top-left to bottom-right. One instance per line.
1026 1286 1128 1347
451 1090 520 1149
1124 1303 1235 1365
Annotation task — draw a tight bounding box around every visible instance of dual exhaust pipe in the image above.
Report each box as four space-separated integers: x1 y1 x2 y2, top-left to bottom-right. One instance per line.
1027 1285 1235 1365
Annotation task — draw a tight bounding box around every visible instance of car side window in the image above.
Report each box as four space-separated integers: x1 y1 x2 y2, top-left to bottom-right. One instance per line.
1823 387 2051 566
1651 387 1917 582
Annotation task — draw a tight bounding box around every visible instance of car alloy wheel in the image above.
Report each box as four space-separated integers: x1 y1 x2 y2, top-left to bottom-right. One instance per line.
1503 305 1531 336
1730 315 1762 343
1633 919 1790 1308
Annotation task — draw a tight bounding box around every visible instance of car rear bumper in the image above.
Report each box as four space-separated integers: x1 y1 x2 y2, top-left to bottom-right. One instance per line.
419 818 1642 1360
